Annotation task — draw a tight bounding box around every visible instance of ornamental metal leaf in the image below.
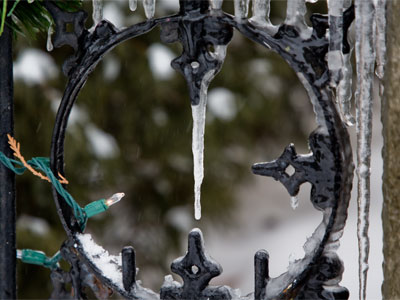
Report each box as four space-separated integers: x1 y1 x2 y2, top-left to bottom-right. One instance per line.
160 229 231 300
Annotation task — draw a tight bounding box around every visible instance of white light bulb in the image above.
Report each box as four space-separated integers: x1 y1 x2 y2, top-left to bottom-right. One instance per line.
105 192 125 207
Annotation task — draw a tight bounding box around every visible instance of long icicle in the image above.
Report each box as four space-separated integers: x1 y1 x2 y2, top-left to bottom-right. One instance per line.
191 46 227 220
191 91 207 221
354 1 376 299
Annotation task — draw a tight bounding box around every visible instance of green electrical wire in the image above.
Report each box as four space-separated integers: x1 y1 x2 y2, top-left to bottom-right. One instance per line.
17 249 62 270
0 152 87 228
0 151 123 230
30 157 88 228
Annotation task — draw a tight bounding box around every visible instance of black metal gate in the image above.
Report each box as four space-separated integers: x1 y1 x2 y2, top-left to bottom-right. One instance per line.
0 1 356 299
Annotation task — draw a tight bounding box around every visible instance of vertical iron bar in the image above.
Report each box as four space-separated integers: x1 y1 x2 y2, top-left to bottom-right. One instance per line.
0 22 16 299
122 246 136 292
254 250 269 300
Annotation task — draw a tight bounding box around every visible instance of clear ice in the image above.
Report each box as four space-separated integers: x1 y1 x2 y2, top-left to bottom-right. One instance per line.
191 94 207 221
374 0 387 80
129 0 138 12
250 0 270 26
234 0 250 20
290 196 299 210
92 0 103 27
143 0 156 19
191 46 227 220
46 25 54 52
210 0 223 10
328 0 356 126
354 0 376 299
337 52 356 126
285 0 311 39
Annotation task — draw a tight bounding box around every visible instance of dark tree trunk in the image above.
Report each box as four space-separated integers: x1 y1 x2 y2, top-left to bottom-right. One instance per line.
0 23 16 299
382 1 400 298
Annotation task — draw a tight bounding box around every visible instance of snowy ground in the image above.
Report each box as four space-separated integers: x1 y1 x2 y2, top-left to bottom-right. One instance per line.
203 106 383 299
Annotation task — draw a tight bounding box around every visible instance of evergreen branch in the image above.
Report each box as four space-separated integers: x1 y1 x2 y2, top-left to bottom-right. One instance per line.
0 0 7 35
7 134 68 184
1 0 82 39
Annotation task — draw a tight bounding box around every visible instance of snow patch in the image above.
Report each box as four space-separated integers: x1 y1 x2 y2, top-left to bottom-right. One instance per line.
14 49 58 85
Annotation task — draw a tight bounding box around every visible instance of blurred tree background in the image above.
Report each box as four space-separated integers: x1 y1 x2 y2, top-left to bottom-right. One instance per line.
6 0 327 298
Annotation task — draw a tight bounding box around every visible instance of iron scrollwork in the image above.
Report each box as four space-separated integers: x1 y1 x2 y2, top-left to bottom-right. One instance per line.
42 0 355 299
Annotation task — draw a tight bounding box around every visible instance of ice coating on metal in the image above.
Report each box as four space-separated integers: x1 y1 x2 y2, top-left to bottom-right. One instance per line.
355 1 376 299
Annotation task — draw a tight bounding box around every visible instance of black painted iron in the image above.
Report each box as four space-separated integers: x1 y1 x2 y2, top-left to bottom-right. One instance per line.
160 0 233 105
0 22 16 300
161 229 231 300
5 0 356 299
122 246 136 292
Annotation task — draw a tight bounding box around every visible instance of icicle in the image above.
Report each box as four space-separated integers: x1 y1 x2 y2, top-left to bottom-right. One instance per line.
337 52 356 126
354 1 376 299
339 0 355 125
191 94 206 221
234 0 250 20
129 0 138 12
327 0 344 85
285 0 311 39
328 0 356 125
92 0 103 27
46 24 54 52
249 0 277 34
290 196 299 210
209 0 223 10
251 0 268 24
191 46 227 220
143 0 156 19
374 0 387 80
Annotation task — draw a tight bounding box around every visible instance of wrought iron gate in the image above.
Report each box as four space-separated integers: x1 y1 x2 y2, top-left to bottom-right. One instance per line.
0 0 358 299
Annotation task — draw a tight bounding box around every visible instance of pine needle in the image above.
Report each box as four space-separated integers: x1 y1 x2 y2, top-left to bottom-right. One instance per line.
7 134 68 184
